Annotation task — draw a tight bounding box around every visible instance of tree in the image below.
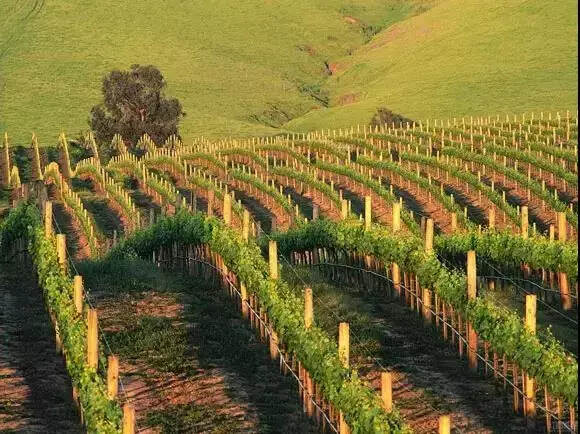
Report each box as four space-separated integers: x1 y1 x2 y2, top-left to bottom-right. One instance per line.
89 64 185 147
370 108 413 129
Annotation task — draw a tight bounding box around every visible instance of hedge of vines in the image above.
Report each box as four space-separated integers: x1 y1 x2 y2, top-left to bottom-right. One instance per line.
435 230 578 283
109 211 411 433
267 218 578 405
0 204 122 432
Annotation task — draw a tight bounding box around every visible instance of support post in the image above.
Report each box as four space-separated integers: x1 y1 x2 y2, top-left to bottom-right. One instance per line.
521 206 528 238
304 287 313 329
122 404 135 434
341 199 348 220
107 355 119 399
73 275 83 314
438 415 451 434
223 192 232 226
525 295 537 424
488 208 495 229
312 204 319 220
467 250 478 371
87 308 98 370
269 240 278 280
56 234 67 272
44 201 53 237
425 218 434 253
392 202 401 232
338 322 349 368
381 372 393 412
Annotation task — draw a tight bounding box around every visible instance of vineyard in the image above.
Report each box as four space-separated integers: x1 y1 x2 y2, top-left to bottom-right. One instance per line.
0 111 578 433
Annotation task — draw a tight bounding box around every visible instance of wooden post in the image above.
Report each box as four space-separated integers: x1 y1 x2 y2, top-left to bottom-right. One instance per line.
450 212 457 232
364 196 371 230
488 208 495 229
392 263 401 297
556 213 572 310
438 415 451 434
423 287 432 324
44 201 53 237
525 295 536 424
269 330 278 360
381 372 393 412
223 192 232 226
425 218 434 253
87 309 98 370
241 282 249 318
304 287 313 329
341 199 348 220
73 275 83 314
122 404 135 434
107 355 119 399
467 251 478 371
56 234 67 272
557 212 566 242
312 204 319 220
242 210 250 241
269 240 278 280
338 322 349 368
521 206 528 238
392 202 401 232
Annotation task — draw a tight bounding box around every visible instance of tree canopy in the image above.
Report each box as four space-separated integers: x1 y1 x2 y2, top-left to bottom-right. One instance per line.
89 64 185 147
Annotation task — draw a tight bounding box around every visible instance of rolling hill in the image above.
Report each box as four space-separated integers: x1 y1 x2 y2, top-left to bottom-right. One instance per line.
0 0 577 145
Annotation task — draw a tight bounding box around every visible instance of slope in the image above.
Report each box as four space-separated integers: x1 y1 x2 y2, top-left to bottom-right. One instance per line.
285 0 578 131
0 0 419 144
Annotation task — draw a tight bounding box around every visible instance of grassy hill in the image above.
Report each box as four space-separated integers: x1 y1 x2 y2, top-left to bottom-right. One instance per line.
0 0 577 145
285 0 578 130
0 0 419 145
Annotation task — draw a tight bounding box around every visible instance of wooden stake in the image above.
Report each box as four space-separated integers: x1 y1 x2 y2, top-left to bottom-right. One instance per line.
488 208 495 229
338 322 349 368
381 372 393 412
56 234 67 272
122 404 135 434
304 287 313 329
392 263 401 297
73 275 83 314
107 355 119 399
341 199 348 220
521 206 528 238
87 309 98 370
438 415 451 434
392 202 401 232
223 193 232 226
557 212 566 242
241 282 248 318
269 240 278 280
44 201 53 237
467 251 478 371
524 295 536 423
425 218 434 253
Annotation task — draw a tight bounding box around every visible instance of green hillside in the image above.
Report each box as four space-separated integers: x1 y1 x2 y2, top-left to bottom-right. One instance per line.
0 0 577 145
0 0 419 145
285 0 578 130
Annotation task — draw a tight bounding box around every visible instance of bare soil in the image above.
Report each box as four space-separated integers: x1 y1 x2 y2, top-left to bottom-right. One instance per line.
0 262 81 433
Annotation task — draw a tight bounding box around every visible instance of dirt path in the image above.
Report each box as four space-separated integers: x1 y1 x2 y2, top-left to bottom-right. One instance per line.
81 257 317 433
283 267 527 433
50 200 92 262
0 263 81 433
